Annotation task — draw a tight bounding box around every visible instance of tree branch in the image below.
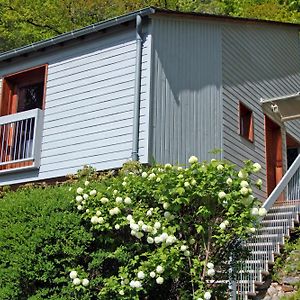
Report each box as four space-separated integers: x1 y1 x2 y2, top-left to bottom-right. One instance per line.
6 4 62 35
25 19 62 35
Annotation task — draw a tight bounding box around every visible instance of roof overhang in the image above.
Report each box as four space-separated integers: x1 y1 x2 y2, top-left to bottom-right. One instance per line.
260 92 300 122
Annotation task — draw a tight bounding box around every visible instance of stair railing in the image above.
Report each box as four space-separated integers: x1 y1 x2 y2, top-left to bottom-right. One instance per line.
231 154 300 300
262 154 300 211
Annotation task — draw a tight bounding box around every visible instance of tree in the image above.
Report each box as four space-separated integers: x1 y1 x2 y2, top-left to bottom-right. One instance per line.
0 0 299 53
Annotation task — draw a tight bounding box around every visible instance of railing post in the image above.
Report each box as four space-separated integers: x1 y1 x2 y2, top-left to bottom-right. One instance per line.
229 255 237 300
32 109 44 168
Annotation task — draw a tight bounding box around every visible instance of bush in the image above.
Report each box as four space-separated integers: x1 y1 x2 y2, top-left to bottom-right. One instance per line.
0 157 264 299
0 185 93 300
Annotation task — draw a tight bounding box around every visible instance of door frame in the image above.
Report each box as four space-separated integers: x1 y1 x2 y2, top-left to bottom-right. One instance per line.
264 115 283 196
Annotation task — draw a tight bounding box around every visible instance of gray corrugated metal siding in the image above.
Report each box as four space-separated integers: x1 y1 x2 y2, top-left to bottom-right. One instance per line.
149 17 222 165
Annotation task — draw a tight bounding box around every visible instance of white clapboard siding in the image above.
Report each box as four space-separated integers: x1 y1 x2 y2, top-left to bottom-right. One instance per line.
0 27 151 185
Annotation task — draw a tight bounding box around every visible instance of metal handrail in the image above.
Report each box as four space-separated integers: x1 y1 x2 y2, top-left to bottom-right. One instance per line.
0 109 40 125
262 154 300 211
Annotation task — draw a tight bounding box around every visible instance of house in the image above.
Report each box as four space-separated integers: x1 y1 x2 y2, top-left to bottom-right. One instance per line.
0 7 299 190
1 7 299 194
0 7 300 298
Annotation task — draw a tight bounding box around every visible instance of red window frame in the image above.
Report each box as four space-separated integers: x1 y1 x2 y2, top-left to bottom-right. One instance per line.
239 101 254 142
0 65 47 170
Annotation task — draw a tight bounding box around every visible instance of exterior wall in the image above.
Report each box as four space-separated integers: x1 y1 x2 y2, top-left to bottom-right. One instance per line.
149 16 223 165
0 26 151 185
222 23 300 199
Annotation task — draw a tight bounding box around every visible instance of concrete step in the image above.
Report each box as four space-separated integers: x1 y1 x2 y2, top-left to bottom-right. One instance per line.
248 234 285 245
257 226 290 236
241 260 269 274
249 250 275 263
261 218 295 229
238 269 265 283
236 280 256 295
246 242 280 254
269 204 300 214
264 211 299 223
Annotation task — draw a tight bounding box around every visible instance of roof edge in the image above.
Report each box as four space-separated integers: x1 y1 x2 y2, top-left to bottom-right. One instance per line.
152 7 300 27
0 7 156 63
1 6 299 63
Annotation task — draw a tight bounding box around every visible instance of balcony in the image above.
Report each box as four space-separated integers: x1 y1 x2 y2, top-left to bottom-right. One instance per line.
0 109 44 174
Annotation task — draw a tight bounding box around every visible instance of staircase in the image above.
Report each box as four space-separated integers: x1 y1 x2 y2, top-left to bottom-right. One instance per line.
234 154 300 299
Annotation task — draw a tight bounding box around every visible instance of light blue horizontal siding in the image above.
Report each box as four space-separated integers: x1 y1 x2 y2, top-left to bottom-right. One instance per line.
222 24 300 199
0 26 151 185
149 17 222 165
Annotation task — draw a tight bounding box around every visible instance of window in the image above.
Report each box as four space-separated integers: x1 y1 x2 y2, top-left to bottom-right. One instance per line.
1 66 46 116
239 102 254 142
0 65 46 171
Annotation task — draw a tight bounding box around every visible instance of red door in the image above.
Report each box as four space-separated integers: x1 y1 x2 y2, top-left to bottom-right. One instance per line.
265 116 283 199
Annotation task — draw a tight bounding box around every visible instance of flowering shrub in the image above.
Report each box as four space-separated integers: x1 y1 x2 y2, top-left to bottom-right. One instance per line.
69 157 263 299
0 157 264 299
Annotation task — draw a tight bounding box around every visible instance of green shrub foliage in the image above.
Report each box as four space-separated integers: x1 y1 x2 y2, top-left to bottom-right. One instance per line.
0 185 93 300
0 157 265 299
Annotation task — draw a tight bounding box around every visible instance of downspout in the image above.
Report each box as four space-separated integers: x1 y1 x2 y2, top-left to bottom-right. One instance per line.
132 14 143 161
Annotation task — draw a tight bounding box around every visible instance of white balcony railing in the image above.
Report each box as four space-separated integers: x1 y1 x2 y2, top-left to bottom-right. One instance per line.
0 109 44 173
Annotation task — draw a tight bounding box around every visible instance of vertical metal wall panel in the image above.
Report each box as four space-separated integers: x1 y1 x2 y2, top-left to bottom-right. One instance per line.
149 17 222 165
222 24 300 199
0 27 151 185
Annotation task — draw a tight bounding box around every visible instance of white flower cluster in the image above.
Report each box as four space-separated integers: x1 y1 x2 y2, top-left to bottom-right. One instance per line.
256 179 262 186
91 215 104 224
252 162 261 172
154 265 164 284
127 216 177 245
128 265 165 290
74 183 98 210
217 164 224 171
69 270 89 287
188 155 198 164
180 244 190 256
206 262 215 277
251 207 267 217
100 197 109 204
109 207 121 215
239 180 253 196
218 191 226 199
148 173 156 180
129 280 142 288
219 220 229 230
197 291 212 300
238 170 248 179
75 186 93 211
247 227 256 233
226 178 233 185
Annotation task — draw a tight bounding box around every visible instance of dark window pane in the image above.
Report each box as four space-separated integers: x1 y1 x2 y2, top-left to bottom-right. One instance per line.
18 82 44 112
